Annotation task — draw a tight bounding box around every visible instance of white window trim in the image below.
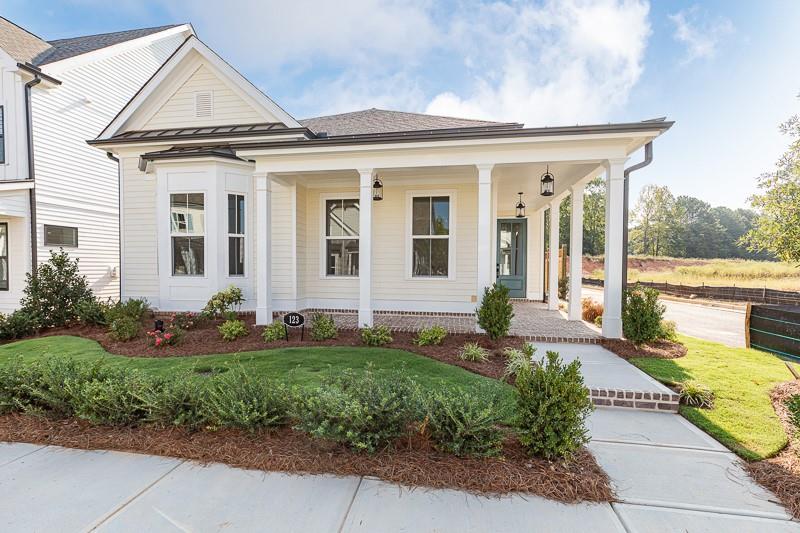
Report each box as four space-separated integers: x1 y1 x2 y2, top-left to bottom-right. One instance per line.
227 192 246 278
405 189 457 281
170 192 206 277
319 191 360 279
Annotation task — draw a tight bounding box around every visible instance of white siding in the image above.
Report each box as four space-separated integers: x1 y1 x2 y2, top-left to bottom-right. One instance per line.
143 63 265 129
30 32 185 301
270 181 294 303
0 65 29 181
119 156 159 303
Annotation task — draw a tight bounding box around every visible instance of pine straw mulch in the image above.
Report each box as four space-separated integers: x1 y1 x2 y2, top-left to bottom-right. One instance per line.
745 381 800 519
600 338 687 360
0 414 613 503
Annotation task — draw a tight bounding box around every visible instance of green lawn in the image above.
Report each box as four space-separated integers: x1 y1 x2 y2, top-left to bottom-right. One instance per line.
0 335 514 413
630 334 791 460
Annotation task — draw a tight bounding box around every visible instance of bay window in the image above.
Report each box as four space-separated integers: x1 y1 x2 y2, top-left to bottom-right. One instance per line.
170 193 205 276
411 195 451 277
324 198 359 276
228 194 245 276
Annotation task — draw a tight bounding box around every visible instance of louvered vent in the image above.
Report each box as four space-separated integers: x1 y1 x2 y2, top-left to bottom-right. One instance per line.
194 91 213 118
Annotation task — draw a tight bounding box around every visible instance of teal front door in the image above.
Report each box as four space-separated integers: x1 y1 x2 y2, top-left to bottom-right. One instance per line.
496 219 526 298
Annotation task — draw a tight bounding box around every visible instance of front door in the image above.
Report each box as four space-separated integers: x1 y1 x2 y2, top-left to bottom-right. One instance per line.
496 219 526 298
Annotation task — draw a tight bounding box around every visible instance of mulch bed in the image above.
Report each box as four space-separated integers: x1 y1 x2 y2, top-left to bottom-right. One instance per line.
0 413 613 503
601 338 687 360
744 381 800 519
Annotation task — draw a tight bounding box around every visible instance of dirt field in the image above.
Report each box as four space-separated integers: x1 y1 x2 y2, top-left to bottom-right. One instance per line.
583 256 800 291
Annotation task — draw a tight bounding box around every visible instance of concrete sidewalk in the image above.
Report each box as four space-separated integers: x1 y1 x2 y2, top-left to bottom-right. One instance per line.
1 408 797 532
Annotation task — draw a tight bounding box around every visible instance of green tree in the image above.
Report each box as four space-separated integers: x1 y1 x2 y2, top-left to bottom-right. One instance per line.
629 185 676 256
743 104 800 263
671 196 725 258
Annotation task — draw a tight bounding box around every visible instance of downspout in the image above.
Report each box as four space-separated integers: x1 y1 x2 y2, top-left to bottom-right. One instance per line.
24 75 42 278
107 152 122 300
622 141 653 310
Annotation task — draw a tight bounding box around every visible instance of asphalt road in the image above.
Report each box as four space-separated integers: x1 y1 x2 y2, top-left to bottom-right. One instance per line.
582 287 746 347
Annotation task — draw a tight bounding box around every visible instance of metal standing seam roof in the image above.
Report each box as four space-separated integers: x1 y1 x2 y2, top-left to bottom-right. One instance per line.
90 122 307 144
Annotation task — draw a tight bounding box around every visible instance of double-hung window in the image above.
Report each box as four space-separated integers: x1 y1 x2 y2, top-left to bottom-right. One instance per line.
324 198 359 276
411 195 450 277
228 194 245 276
0 223 7 291
170 193 205 276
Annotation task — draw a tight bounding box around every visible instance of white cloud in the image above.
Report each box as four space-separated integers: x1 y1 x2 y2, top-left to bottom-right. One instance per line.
425 0 652 126
669 6 734 64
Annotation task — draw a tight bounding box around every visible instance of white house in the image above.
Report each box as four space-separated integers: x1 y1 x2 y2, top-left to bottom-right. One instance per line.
0 17 194 312
90 36 671 339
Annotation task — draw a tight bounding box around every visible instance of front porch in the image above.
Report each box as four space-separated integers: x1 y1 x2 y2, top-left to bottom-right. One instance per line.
278 301 600 342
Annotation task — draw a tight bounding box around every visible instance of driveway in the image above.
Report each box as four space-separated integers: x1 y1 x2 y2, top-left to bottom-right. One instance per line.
582 286 746 347
1 408 796 532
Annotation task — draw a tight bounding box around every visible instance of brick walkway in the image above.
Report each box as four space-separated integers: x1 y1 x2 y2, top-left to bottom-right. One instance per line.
301 301 600 341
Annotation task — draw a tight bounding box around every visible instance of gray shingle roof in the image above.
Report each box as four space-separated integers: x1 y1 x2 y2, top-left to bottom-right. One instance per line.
299 108 522 137
36 24 183 65
0 17 52 64
0 18 184 66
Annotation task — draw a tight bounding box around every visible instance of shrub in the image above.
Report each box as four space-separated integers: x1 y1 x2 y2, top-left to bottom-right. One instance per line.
203 285 244 318
146 327 184 348
515 351 593 459
581 298 603 323
75 298 108 326
423 386 505 457
0 356 92 416
72 369 152 426
109 317 140 342
0 359 32 414
139 372 206 428
677 381 715 408
622 285 666 345
310 313 337 341
360 324 393 346
787 395 800 430
218 319 248 341
105 298 150 324
503 343 535 379
292 369 420 452
0 310 39 340
476 283 514 341
20 250 94 328
201 367 288 430
459 342 489 362
659 320 678 342
169 311 204 331
414 325 447 346
594 315 603 327
262 320 287 342
558 275 569 300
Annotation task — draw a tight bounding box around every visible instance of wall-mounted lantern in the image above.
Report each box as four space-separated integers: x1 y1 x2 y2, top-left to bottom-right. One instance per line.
540 165 555 197
372 176 383 201
515 192 526 218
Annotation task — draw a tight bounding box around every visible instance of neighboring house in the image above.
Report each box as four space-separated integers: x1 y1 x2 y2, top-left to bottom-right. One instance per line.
90 35 672 338
0 17 194 312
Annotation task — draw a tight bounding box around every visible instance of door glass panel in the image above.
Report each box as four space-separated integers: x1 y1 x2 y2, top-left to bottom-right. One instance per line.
499 223 512 276
513 224 523 275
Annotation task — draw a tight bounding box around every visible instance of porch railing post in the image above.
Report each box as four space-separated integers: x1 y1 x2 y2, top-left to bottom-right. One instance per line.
255 172 273 325
568 183 584 320
358 168 374 327
602 158 627 338
548 198 560 310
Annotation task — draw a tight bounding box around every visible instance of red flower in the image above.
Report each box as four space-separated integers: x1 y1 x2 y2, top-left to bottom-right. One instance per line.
164 333 173 340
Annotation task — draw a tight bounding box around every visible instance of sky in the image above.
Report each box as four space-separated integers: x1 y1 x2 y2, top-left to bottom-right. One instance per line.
3 0 800 208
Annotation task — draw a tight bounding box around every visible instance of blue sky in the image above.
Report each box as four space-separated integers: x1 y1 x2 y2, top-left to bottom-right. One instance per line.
5 0 800 208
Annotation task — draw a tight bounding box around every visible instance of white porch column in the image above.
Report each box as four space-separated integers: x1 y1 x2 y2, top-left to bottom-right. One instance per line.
476 164 494 298
548 198 560 310
568 184 584 320
603 159 627 338
358 168 374 327
255 173 273 325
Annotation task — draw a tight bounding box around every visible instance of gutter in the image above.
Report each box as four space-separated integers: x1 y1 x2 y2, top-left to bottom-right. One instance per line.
23 75 42 277
107 152 122 300
621 141 653 309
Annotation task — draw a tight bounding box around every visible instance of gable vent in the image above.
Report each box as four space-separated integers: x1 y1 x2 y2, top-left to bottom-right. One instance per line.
194 91 213 118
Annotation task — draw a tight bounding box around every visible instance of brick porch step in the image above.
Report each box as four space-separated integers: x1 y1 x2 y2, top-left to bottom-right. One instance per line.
590 388 680 412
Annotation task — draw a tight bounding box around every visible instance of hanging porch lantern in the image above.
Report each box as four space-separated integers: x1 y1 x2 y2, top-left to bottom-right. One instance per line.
372 176 383 201
515 192 526 218
540 165 555 197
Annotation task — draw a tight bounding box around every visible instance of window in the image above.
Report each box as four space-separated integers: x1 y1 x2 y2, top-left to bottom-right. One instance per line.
44 225 78 247
0 106 4 164
324 198 359 276
170 193 205 276
0 223 7 291
411 196 450 277
228 194 245 276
